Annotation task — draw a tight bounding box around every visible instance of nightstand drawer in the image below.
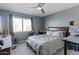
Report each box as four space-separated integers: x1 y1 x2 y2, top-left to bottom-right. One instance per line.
0 48 10 55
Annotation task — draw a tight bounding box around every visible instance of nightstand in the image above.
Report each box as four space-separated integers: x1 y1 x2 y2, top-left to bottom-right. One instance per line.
38 31 46 35
0 35 12 55
0 48 10 55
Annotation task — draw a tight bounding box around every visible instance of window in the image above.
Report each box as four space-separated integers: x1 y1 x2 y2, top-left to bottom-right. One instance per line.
0 16 3 33
13 16 32 32
23 19 32 32
13 17 22 32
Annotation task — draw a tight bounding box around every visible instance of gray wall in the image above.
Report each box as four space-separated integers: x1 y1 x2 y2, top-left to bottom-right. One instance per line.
32 17 44 34
44 6 79 29
0 9 44 41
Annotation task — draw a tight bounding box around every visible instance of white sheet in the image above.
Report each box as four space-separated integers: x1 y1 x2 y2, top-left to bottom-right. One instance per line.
26 34 64 54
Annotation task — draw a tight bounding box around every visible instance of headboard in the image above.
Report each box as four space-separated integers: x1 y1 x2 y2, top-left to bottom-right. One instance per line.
47 27 69 37
47 27 69 31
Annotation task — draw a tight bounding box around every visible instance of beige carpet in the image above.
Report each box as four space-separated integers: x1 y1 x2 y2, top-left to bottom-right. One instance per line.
11 42 79 55
11 43 35 55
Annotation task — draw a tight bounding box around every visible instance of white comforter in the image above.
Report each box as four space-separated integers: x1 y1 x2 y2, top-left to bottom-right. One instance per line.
26 34 64 55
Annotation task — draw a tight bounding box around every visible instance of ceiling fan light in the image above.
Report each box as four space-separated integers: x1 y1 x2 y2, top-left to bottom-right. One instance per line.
37 7 42 10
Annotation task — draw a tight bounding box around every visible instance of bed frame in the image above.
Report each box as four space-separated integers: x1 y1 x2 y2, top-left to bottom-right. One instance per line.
26 27 69 54
47 27 69 31
27 42 36 54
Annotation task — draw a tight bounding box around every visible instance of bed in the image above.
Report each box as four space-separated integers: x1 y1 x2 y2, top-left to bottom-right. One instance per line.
26 27 69 55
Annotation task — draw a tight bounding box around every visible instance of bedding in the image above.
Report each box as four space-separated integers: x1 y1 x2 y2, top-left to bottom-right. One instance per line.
26 34 64 55
46 31 52 35
51 31 63 37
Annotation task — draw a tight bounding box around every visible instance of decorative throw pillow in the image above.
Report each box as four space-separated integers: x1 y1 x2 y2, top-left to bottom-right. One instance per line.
46 31 52 35
51 31 62 37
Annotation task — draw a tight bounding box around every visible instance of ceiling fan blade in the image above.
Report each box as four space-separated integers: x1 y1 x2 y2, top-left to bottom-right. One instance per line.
41 8 45 14
38 3 45 7
30 6 38 8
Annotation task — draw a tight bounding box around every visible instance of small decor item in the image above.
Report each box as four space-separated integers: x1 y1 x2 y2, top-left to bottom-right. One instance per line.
74 21 79 26
0 40 4 46
70 21 74 26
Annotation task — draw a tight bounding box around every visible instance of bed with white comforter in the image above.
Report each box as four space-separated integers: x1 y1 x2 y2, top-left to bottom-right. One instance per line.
26 33 64 55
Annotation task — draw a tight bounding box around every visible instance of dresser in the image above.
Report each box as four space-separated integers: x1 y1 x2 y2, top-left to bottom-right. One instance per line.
0 34 12 55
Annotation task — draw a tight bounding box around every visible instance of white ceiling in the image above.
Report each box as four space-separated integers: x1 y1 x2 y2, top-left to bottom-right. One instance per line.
0 3 79 17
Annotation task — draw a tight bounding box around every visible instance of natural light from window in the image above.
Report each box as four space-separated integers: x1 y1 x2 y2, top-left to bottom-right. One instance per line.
13 16 32 32
0 16 3 33
13 17 22 32
23 19 32 32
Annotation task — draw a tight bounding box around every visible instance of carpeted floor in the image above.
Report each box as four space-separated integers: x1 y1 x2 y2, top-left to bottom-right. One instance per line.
11 42 79 55
11 42 35 55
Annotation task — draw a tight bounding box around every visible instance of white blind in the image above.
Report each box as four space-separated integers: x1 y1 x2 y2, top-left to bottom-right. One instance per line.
23 19 32 32
13 16 32 32
13 16 22 32
0 16 3 33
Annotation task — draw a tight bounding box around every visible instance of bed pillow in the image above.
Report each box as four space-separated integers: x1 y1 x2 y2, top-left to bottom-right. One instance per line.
46 31 52 35
51 31 63 37
71 32 79 36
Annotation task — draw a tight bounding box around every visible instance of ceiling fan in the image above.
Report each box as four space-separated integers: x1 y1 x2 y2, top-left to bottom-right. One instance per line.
30 3 45 14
